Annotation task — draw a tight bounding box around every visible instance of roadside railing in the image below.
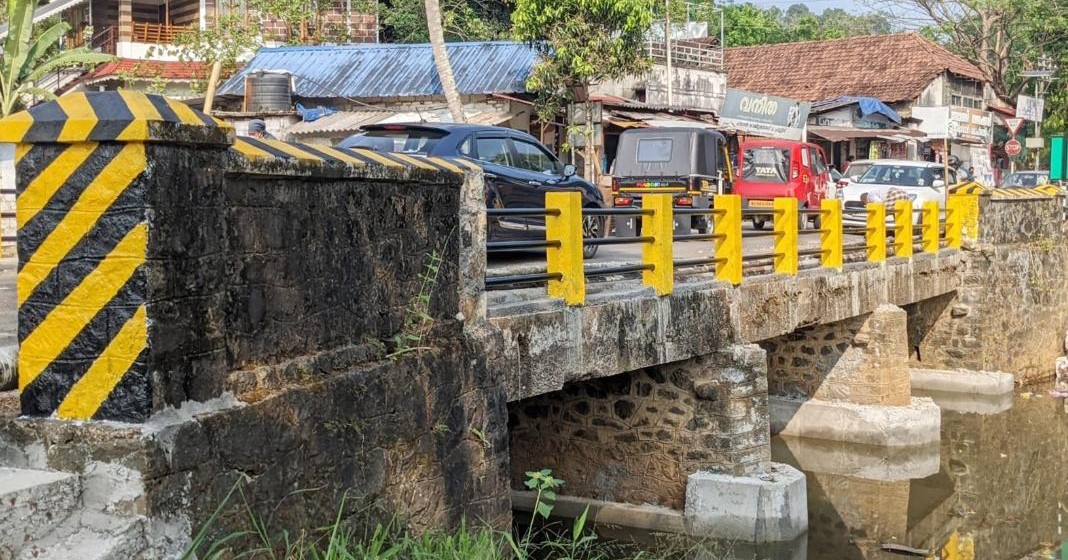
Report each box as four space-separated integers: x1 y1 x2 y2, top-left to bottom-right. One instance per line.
485 192 975 306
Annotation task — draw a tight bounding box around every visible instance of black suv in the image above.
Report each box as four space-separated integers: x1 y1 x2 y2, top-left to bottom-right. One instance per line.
339 123 606 257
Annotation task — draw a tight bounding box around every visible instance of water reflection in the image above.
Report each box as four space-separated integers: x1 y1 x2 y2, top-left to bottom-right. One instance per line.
777 384 1068 560
601 386 1068 559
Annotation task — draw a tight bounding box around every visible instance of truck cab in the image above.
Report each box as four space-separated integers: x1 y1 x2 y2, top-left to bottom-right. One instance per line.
733 139 832 229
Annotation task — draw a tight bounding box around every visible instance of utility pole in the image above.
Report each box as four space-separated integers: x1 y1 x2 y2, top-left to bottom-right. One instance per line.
665 0 673 107
1022 55 1056 171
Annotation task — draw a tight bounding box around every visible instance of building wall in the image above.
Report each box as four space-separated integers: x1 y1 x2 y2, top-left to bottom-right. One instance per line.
595 64 727 112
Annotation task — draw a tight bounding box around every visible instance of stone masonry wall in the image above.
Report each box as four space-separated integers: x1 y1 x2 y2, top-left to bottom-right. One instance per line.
508 345 769 510
909 197 1068 383
762 305 911 406
0 334 511 545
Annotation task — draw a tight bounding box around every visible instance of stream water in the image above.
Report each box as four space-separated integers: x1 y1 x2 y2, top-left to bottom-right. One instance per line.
606 382 1068 560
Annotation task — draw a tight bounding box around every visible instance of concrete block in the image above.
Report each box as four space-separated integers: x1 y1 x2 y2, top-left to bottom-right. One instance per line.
0 468 81 556
912 388 1013 415
769 396 941 447
910 368 1014 396
684 462 807 542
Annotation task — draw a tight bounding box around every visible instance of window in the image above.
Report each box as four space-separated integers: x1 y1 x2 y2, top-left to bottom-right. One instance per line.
458 136 473 157
636 138 673 162
742 147 791 183
475 137 512 166
858 164 947 187
512 140 560 174
800 147 810 167
810 148 827 174
340 128 447 154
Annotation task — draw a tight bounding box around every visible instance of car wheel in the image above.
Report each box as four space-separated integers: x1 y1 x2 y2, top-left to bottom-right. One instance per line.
582 213 604 259
752 217 766 230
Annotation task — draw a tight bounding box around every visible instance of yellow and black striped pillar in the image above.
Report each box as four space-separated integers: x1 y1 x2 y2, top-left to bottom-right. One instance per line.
0 91 233 422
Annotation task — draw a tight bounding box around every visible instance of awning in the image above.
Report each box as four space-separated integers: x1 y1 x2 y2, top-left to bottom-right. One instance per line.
604 108 714 129
808 125 923 143
0 0 88 38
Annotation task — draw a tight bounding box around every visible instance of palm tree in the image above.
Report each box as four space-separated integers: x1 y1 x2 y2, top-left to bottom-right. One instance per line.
424 0 465 123
0 0 115 116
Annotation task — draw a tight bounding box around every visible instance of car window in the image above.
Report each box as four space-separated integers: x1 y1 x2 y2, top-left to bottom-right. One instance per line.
458 136 473 157
847 162 871 179
858 165 943 187
512 139 560 174
800 148 810 167
340 128 446 154
810 148 827 174
475 137 513 167
743 147 791 183
636 138 673 162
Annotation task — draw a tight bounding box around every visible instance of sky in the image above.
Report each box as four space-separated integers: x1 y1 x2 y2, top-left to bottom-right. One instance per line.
749 0 870 13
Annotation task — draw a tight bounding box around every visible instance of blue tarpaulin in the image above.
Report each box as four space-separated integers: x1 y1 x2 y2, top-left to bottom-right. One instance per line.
811 96 902 124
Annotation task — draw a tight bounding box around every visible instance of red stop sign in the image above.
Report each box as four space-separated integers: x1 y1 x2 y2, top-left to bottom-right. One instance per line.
1006 139 1023 156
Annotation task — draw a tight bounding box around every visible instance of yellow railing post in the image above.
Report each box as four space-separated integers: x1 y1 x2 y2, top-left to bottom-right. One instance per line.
819 198 843 270
945 194 963 249
713 194 742 285
545 191 585 305
921 200 939 253
773 197 798 275
866 203 886 263
642 193 674 296
893 199 913 258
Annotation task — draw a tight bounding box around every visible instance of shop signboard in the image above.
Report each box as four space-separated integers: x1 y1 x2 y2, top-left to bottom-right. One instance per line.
720 89 810 141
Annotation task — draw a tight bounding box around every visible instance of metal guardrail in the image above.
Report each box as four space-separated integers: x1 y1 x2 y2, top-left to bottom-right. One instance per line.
485 192 976 305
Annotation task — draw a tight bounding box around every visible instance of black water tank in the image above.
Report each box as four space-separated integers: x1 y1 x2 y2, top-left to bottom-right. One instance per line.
244 71 292 112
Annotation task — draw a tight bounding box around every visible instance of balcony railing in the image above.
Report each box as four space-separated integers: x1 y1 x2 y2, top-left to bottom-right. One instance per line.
131 22 195 44
647 39 724 71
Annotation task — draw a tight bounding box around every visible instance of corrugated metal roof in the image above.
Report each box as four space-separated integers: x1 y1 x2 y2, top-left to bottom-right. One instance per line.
284 106 520 137
218 41 540 99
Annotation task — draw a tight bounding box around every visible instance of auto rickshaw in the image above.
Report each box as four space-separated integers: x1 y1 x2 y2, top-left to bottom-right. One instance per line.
609 127 731 236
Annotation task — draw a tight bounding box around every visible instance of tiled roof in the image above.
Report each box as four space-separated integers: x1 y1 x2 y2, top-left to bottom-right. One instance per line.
724 32 987 103
84 58 209 83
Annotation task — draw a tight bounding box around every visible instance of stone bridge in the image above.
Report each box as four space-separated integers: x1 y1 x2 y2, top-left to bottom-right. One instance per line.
0 93 1066 557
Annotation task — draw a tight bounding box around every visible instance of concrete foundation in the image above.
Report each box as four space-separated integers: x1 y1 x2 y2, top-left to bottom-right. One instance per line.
913 388 1014 415
684 462 807 542
769 396 941 447
910 368 1014 395
773 436 939 481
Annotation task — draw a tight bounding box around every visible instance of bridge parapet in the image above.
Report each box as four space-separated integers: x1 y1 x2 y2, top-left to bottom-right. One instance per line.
0 91 486 422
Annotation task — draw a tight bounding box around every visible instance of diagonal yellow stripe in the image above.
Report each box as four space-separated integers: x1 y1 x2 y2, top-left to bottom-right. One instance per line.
19 222 147 390
55 304 146 420
351 148 403 168
116 90 162 141
56 93 99 142
15 144 31 164
426 157 463 174
453 158 482 172
389 152 438 171
18 143 145 305
256 139 323 162
0 111 34 144
17 142 99 228
313 145 366 166
232 138 274 160
165 98 205 126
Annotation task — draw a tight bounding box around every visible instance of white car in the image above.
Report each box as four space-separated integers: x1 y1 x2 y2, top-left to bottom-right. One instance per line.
837 159 876 191
837 160 958 226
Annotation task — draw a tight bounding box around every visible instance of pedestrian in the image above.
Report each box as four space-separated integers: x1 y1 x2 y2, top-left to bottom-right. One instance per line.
247 119 275 140
844 155 855 172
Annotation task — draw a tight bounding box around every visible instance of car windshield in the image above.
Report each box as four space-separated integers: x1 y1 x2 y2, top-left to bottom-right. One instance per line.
857 164 943 187
845 162 871 180
742 147 790 183
339 128 447 154
1003 173 1046 187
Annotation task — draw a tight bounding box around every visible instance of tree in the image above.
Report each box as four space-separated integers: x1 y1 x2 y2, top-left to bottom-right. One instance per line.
424 0 464 122
381 0 510 43
168 7 262 95
717 2 894 47
879 0 1068 101
512 0 653 123
0 0 114 116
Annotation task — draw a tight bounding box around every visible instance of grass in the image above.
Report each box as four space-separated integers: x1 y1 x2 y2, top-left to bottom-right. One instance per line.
181 472 736 560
